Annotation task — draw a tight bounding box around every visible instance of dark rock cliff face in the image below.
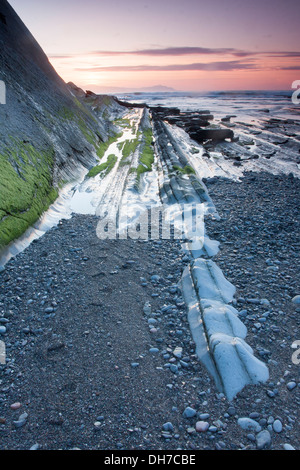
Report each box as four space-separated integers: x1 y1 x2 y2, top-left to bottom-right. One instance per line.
0 0 123 249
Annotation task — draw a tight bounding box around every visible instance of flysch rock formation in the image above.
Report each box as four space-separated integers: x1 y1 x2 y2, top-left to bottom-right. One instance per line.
0 0 126 250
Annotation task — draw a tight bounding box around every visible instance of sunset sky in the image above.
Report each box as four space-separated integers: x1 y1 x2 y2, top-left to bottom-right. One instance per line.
9 0 300 92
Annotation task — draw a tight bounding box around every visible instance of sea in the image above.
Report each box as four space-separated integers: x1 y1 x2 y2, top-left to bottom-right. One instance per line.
115 90 300 123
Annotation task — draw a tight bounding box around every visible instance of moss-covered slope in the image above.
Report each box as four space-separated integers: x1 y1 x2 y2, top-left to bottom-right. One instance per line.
0 0 125 249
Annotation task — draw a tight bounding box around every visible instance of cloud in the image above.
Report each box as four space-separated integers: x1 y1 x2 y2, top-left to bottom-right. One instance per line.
48 46 300 61
280 66 300 70
87 46 253 57
48 54 75 59
264 51 300 58
75 60 256 73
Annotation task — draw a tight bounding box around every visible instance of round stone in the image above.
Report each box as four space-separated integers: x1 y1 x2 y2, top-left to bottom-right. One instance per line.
256 430 272 450
273 420 283 433
283 444 295 450
10 403 21 410
196 421 209 433
162 422 174 432
131 362 139 368
183 407 197 419
287 382 297 391
292 295 300 305
237 417 261 433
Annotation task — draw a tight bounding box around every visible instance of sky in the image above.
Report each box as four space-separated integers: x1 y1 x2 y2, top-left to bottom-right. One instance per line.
9 0 300 92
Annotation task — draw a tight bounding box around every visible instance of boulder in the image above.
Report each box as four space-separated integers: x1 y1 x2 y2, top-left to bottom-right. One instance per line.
191 128 234 143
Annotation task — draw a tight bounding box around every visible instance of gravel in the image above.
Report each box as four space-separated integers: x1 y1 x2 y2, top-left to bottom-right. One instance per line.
0 171 299 450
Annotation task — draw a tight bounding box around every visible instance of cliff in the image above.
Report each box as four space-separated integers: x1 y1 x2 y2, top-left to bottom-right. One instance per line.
0 0 123 249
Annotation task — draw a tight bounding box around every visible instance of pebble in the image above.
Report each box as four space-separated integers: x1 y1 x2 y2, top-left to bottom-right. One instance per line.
199 413 210 420
196 421 209 433
256 430 272 450
30 444 40 450
292 295 300 305
13 416 28 429
143 302 151 315
237 417 261 433
227 407 236 416
187 427 196 435
169 285 178 294
287 382 297 391
173 346 183 359
183 407 197 419
162 422 174 432
44 307 54 314
0 326 7 334
10 403 22 410
249 412 260 420
170 364 178 374
283 444 295 450
273 419 283 433
208 426 218 433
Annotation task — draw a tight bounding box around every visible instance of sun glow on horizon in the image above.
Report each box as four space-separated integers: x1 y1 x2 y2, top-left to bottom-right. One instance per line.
10 0 300 92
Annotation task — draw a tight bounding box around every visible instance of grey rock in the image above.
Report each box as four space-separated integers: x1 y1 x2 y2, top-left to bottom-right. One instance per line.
238 417 261 433
183 407 197 419
173 346 183 359
191 128 234 143
170 364 178 374
256 430 272 450
143 302 151 315
162 422 174 432
199 413 210 420
13 419 27 429
283 444 295 450
249 412 260 420
45 307 54 314
195 421 209 432
273 420 283 433
227 407 236 416
208 425 218 433
287 382 297 391
30 444 40 451
292 295 300 305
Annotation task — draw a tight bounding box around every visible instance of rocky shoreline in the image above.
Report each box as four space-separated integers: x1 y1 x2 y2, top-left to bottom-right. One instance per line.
0 171 299 451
